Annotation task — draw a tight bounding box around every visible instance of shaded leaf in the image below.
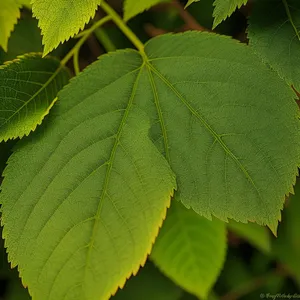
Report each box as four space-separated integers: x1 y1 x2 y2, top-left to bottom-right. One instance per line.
138 32 300 232
248 0 300 90
0 54 70 141
111 262 183 300
151 201 226 299
32 0 101 55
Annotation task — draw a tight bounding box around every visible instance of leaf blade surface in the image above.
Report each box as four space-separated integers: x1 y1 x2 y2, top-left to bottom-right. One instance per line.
248 0 300 90
1 50 176 300
0 55 70 141
141 32 300 232
151 201 227 299
32 0 102 55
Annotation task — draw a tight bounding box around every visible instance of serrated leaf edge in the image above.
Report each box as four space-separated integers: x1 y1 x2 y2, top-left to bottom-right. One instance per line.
31 1 102 55
0 53 70 142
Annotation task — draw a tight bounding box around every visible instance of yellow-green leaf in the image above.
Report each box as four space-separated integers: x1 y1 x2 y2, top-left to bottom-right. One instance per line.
151 201 226 299
0 0 20 51
32 0 101 55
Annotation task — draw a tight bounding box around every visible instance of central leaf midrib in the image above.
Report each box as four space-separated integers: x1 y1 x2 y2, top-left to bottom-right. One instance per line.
146 65 170 162
146 61 263 202
83 65 144 286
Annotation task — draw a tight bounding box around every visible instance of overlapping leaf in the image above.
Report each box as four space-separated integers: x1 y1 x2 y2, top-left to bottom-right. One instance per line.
0 55 70 141
248 0 300 90
213 0 248 28
32 0 101 55
151 201 226 298
0 0 20 51
0 50 176 300
1 31 300 300
123 0 171 21
139 32 300 233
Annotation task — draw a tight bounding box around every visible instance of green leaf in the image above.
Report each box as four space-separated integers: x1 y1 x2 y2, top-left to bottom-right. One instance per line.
17 0 32 8
32 0 101 55
228 220 271 253
0 0 20 51
151 201 226 299
1 31 300 299
0 50 176 300
248 0 300 91
111 262 183 300
138 32 300 233
212 0 248 28
0 54 70 141
123 0 171 21
272 180 300 285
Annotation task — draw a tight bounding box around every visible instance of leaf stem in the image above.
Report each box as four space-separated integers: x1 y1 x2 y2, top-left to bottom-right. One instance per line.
282 0 300 41
100 1 145 54
60 15 112 68
94 27 117 52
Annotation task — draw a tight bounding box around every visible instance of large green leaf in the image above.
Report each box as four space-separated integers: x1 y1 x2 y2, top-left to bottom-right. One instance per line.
32 0 101 55
212 0 248 28
248 0 300 90
1 31 300 299
0 0 20 51
138 32 299 233
111 262 183 300
0 55 70 141
0 50 176 300
123 0 171 21
151 201 226 299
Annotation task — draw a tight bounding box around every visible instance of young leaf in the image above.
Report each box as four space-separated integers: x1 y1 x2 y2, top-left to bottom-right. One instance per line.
0 55 70 141
151 201 227 299
248 0 300 91
123 0 171 21
212 0 248 28
0 50 176 300
111 262 183 300
0 0 20 51
228 220 271 253
32 0 101 55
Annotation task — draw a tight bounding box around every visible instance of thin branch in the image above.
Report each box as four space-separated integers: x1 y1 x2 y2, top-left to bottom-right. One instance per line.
171 0 208 31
